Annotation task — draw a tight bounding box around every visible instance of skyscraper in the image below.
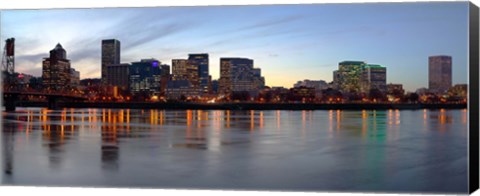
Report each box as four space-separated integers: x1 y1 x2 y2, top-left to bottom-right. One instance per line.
172 59 188 81
101 39 121 85
360 64 387 93
107 63 130 90
188 54 210 94
333 61 365 93
42 43 72 91
219 57 264 96
129 59 162 96
429 55 452 93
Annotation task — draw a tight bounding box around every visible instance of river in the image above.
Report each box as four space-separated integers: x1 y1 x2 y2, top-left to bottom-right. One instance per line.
1 108 468 193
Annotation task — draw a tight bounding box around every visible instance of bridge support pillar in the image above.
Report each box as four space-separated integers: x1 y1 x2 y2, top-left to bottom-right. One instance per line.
48 97 59 110
4 94 17 112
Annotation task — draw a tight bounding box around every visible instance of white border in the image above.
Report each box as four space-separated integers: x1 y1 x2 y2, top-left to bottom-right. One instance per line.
0 0 478 196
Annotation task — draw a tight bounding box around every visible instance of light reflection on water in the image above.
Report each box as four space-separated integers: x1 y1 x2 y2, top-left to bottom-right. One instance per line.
1 108 468 193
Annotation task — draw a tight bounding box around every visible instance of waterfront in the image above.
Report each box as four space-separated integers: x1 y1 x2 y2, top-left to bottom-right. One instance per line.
1 108 468 193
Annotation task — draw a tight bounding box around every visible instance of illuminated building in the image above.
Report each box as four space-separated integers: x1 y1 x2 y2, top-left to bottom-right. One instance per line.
387 83 404 95
172 59 188 80
428 55 452 93
448 84 468 98
101 39 121 85
294 79 328 97
165 80 199 99
360 64 387 93
42 43 72 91
107 63 130 90
188 54 210 94
289 86 316 102
333 61 365 93
219 57 264 96
172 59 199 92
129 59 163 96
294 79 328 89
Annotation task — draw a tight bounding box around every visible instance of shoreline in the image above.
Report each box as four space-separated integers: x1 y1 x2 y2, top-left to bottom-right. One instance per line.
11 101 467 110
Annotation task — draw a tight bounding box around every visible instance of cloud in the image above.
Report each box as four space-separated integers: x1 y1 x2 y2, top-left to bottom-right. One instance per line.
68 47 99 63
17 53 47 63
100 12 196 52
239 14 303 30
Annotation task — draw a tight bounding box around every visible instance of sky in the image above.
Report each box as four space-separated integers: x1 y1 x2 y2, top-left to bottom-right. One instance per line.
0 2 469 91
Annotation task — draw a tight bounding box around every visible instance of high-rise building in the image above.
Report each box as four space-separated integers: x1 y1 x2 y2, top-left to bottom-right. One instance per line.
172 59 188 81
252 68 265 90
160 64 171 95
172 58 200 93
211 80 219 94
107 63 130 90
219 57 264 96
129 59 162 96
101 39 121 85
333 61 365 93
42 43 72 91
188 54 210 94
429 55 452 93
360 64 387 93
160 64 170 76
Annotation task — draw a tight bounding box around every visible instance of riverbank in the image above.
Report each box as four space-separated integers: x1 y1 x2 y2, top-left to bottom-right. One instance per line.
13 101 467 110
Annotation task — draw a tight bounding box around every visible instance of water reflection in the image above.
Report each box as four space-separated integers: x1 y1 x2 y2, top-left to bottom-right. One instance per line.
1 108 469 193
39 109 79 168
2 121 16 175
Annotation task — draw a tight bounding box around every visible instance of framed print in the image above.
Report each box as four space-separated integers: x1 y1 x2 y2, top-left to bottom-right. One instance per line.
1 1 479 195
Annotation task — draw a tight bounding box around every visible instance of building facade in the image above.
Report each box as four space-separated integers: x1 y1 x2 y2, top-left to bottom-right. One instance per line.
107 63 130 90
333 61 366 93
428 55 452 93
165 80 199 100
70 68 80 88
42 43 72 91
188 54 210 94
252 68 265 90
129 59 162 96
294 79 328 98
387 83 405 95
448 84 467 98
360 64 387 93
219 58 264 96
172 59 188 80
101 39 121 85
172 58 200 92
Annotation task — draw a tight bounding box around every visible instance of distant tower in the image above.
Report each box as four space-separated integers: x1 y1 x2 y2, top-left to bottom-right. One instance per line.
2 38 15 90
188 54 209 94
102 39 121 85
428 55 452 93
42 43 72 91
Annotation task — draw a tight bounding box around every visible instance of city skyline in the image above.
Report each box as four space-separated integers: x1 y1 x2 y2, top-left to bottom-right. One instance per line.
0 2 469 91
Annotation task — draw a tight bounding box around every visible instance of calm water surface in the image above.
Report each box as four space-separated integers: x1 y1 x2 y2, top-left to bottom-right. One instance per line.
1 108 468 193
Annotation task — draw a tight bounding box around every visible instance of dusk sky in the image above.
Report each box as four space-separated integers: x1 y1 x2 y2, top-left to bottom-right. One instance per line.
0 2 469 91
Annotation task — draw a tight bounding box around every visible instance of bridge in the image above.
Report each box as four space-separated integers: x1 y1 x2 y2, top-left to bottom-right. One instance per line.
3 90 88 112
2 38 88 112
